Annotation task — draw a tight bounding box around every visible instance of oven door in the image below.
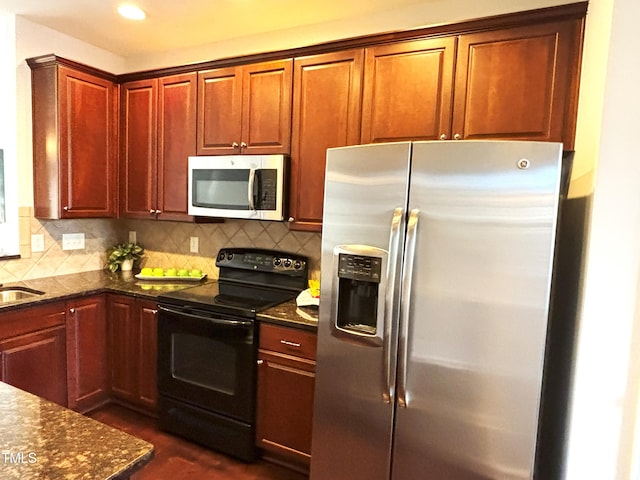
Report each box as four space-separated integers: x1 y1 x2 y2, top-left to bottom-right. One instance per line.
157 304 257 423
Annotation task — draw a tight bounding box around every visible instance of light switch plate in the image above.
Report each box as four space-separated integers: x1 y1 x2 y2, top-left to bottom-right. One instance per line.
31 234 45 253
190 236 199 253
62 233 85 250
129 231 137 243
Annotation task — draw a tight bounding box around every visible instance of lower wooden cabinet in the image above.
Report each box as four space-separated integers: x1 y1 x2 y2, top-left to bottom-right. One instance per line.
108 295 158 414
66 295 109 412
0 302 67 406
257 323 317 472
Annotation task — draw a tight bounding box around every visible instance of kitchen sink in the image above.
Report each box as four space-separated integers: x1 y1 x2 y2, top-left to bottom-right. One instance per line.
0 287 45 303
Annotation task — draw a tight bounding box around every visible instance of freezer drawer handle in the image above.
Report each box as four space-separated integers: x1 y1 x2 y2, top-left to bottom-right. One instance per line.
280 339 301 348
398 209 419 408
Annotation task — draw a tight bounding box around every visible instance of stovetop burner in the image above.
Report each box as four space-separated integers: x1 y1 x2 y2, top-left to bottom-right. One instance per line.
157 248 309 318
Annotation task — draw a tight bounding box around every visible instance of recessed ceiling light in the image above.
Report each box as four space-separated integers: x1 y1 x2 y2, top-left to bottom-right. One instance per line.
118 4 146 21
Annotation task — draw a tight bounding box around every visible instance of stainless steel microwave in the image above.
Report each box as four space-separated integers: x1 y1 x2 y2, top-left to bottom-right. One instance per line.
188 155 288 220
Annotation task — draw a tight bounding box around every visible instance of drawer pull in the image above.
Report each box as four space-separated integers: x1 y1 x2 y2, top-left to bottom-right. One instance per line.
280 339 301 348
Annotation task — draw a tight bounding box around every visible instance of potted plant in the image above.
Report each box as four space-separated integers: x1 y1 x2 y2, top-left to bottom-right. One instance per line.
105 242 144 272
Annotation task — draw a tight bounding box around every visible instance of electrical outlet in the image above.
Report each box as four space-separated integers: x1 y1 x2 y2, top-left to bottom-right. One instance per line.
31 234 45 253
190 236 199 253
129 231 137 243
62 233 85 250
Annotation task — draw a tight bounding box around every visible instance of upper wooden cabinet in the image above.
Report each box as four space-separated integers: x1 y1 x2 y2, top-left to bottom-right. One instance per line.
361 38 456 144
120 73 197 221
452 19 583 148
197 59 293 155
289 50 364 232
29 57 118 219
362 17 583 149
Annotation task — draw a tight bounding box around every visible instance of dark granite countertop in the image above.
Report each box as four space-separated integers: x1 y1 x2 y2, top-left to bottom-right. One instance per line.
258 299 318 332
0 270 210 312
0 270 316 331
0 381 153 479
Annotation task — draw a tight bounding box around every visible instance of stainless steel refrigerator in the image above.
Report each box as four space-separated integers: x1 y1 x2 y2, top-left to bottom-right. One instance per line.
310 141 567 480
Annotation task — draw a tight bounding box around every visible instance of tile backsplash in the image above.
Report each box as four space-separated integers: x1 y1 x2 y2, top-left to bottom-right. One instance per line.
0 210 321 283
116 218 321 281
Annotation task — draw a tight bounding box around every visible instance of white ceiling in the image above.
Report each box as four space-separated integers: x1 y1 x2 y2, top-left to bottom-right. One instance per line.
0 0 438 57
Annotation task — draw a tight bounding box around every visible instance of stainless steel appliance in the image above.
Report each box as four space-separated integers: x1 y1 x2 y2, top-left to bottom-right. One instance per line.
310 141 569 479
157 248 307 462
188 155 289 220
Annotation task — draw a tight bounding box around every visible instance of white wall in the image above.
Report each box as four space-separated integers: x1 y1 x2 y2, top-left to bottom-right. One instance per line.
566 0 640 477
0 14 19 256
124 0 572 72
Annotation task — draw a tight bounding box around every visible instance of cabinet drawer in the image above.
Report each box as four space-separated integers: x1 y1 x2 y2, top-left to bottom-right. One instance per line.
0 302 66 340
259 323 316 360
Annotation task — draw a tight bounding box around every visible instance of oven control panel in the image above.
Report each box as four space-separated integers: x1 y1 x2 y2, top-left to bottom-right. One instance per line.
216 248 307 276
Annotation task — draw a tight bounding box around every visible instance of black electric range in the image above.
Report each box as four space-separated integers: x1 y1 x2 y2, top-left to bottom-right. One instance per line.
156 248 308 462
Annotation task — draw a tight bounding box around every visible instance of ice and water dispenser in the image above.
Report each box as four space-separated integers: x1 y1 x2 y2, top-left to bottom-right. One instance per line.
332 246 387 345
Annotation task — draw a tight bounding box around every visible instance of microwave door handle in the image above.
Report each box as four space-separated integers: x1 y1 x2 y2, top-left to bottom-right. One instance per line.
248 168 256 211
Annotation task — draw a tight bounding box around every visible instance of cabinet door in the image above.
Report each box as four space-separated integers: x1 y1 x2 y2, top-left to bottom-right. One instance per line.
66 295 108 412
57 66 118 218
108 295 139 403
257 351 315 470
197 67 243 155
157 73 197 222
289 50 364 232
0 326 67 406
241 59 293 155
136 299 158 411
452 19 583 148
120 79 158 219
361 38 456 143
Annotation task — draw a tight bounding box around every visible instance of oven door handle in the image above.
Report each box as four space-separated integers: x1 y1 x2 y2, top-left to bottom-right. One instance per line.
158 305 254 327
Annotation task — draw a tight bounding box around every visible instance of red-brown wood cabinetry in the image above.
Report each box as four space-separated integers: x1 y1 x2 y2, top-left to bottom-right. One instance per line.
120 73 197 221
362 18 582 149
197 59 293 155
257 323 317 472
0 302 67 406
452 19 583 148
108 295 158 414
361 38 456 144
289 50 364 232
29 56 118 219
66 295 109 413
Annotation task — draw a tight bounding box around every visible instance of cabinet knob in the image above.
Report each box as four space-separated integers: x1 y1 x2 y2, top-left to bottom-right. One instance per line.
288 217 295 222
151 309 158 315
439 134 447 140
257 359 264 365
63 206 69 211
69 308 75 314
232 142 239 148
454 133 462 140
156 210 162 215
240 142 247 149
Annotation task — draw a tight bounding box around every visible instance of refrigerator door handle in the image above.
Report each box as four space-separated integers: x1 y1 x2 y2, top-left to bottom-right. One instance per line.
398 208 419 408
383 207 404 404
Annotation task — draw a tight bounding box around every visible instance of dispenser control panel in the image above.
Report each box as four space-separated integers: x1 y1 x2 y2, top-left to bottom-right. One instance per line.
337 254 382 283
